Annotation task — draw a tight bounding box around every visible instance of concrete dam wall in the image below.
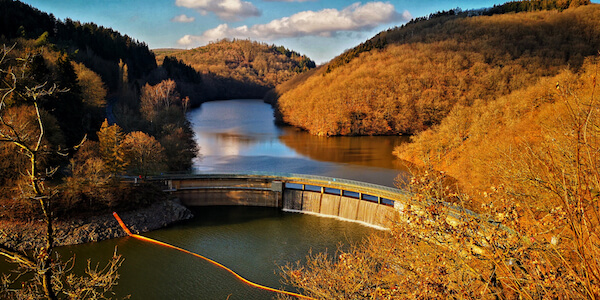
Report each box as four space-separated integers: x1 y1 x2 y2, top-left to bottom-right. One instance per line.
155 174 407 229
283 190 397 228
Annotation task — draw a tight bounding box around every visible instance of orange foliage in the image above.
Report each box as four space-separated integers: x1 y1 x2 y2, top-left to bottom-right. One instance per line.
154 39 315 100
397 57 600 208
122 131 166 177
274 5 600 136
140 79 180 122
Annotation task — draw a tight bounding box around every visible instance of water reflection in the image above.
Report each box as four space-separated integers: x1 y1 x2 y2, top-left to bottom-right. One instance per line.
189 99 410 187
279 127 410 170
1 100 407 299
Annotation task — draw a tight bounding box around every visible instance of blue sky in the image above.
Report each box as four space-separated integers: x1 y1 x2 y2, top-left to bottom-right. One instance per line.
17 1 573 63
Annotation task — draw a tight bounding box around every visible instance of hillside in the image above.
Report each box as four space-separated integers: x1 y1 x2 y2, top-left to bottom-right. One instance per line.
284 56 600 296
0 0 156 91
153 48 182 60
396 56 600 198
154 39 316 100
279 3 600 297
271 1 599 136
0 1 199 214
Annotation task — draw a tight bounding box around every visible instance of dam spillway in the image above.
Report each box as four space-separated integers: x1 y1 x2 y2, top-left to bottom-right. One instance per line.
149 174 409 229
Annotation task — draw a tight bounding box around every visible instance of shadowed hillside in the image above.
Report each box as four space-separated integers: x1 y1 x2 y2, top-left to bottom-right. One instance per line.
0 0 157 92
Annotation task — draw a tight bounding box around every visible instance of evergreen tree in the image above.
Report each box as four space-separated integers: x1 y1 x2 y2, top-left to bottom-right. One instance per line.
97 119 126 176
44 53 84 145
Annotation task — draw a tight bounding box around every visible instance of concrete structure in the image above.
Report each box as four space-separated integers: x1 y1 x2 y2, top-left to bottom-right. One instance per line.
151 174 410 229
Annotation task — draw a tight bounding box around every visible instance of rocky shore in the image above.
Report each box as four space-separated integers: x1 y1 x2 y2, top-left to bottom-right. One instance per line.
0 199 194 251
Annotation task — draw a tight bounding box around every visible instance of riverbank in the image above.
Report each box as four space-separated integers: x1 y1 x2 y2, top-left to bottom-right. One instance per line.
0 199 193 251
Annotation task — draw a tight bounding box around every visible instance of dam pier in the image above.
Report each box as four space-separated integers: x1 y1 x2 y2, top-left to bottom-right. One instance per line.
149 174 409 229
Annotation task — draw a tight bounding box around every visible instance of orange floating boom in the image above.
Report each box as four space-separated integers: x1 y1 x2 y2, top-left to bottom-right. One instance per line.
112 212 315 300
112 212 132 236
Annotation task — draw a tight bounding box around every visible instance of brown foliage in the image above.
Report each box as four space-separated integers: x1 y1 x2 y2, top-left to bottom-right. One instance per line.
397 57 600 204
156 39 315 88
122 131 166 177
284 165 599 299
140 79 180 122
136 79 199 172
275 5 600 136
74 62 106 110
283 56 600 300
97 119 126 176
159 124 198 171
154 39 316 100
1 44 122 299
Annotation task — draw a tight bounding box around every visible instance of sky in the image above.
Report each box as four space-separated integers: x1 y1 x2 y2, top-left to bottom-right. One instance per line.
17 0 563 64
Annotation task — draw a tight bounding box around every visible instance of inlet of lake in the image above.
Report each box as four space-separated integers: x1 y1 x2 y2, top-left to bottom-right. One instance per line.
1 99 410 299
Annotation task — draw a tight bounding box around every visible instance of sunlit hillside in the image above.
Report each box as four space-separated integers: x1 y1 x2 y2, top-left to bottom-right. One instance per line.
396 55 600 199
272 2 600 136
285 50 600 300
154 39 316 100
280 4 600 296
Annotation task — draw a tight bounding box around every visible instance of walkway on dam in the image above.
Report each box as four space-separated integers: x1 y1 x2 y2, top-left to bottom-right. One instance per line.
138 173 501 254
136 173 484 230
144 173 411 229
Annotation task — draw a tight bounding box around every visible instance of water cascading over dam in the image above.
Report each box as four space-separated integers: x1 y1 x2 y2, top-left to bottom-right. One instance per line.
149 173 409 229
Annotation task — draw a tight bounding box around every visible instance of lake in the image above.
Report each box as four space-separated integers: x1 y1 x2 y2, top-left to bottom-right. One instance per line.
189 99 410 187
1 99 409 299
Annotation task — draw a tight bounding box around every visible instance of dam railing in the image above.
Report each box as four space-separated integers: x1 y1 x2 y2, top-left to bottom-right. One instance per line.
141 173 510 254
141 172 494 232
142 173 409 228
146 172 409 206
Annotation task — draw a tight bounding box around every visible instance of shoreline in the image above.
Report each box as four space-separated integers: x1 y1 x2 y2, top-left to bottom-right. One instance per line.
0 199 194 251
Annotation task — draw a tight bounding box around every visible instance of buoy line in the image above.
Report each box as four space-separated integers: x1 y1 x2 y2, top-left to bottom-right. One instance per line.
113 212 315 299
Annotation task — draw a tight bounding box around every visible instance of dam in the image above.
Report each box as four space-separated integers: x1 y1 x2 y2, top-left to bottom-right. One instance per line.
150 173 410 229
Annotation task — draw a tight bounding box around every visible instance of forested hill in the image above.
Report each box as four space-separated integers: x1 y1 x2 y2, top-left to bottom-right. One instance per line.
0 0 199 182
0 0 157 91
271 0 599 136
153 39 316 101
326 0 592 73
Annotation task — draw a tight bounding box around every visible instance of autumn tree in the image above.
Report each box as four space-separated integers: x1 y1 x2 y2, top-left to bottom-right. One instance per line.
137 79 199 172
140 79 179 122
0 44 121 299
97 119 126 176
122 131 166 177
159 124 198 171
75 62 107 137
283 54 600 300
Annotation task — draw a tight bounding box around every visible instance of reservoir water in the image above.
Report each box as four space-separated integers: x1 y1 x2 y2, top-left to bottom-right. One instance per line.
190 99 410 187
1 99 409 299
57 207 376 299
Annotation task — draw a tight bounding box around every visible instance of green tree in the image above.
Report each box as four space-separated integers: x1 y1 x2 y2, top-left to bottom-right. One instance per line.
34 31 49 47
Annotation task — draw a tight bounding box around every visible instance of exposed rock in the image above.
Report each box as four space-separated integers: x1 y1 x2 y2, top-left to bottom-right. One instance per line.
0 199 193 251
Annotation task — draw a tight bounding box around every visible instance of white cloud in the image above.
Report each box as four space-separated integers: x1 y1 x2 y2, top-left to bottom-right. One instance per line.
178 35 198 47
171 14 196 23
175 0 261 21
177 1 411 46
